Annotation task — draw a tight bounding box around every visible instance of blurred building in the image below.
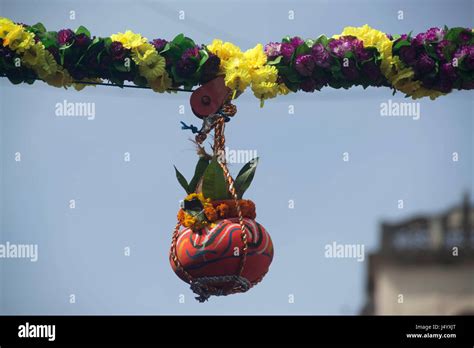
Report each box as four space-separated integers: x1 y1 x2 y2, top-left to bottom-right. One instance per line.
362 194 474 315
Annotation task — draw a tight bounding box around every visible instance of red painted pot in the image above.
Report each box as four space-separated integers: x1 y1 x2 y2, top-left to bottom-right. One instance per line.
170 218 273 286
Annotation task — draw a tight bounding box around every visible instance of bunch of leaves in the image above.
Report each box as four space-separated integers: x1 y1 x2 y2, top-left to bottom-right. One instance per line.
161 34 210 89
174 156 259 200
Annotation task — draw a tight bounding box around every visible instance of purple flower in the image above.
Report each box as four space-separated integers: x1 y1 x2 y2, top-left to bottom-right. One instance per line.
459 29 472 42
201 53 220 82
290 36 304 48
57 29 75 46
280 43 295 62
461 80 474 90
341 60 359 80
328 37 353 58
436 78 453 93
110 41 126 61
424 27 445 42
176 58 198 77
440 62 457 81
415 53 435 73
412 33 426 47
151 38 167 52
421 75 436 89
436 40 450 61
295 54 315 76
454 45 474 69
74 33 90 48
0 45 14 60
47 46 59 62
311 43 330 68
328 36 366 59
399 45 417 65
264 42 281 60
362 61 382 83
183 46 200 60
300 78 316 92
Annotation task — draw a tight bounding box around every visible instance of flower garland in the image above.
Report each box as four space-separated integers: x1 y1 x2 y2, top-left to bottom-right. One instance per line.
1 16 473 102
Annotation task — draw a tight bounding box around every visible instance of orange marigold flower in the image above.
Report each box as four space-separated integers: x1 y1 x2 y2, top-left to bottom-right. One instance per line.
216 203 229 218
204 206 218 221
177 209 185 223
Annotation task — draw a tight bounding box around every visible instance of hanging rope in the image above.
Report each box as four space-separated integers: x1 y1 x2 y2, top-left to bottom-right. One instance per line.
169 101 266 302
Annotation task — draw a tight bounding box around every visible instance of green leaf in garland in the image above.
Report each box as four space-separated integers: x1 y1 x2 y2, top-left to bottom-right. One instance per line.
75 25 91 38
267 56 282 65
295 43 311 56
31 23 46 34
445 27 465 43
202 158 230 200
188 157 210 193
197 49 209 69
234 157 259 199
174 166 190 194
315 35 328 46
39 31 58 49
393 39 411 52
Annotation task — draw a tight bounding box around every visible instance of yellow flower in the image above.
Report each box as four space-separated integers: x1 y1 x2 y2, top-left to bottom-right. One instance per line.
35 51 58 79
222 57 252 91
250 65 277 85
138 52 166 80
22 43 46 67
43 66 72 88
132 42 156 64
0 17 16 39
278 83 291 95
149 72 172 93
243 44 267 69
3 25 34 53
252 81 279 101
185 193 210 204
110 30 147 49
207 39 242 62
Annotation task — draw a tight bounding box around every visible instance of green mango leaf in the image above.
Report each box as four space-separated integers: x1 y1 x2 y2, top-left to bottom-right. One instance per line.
31 23 46 34
171 33 185 45
305 39 315 47
75 25 91 38
174 166 190 194
445 27 465 42
39 31 58 49
198 49 209 68
295 43 311 56
160 42 171 54
267 56 282 65
315 35 328 46
113 60 131 72
234 158 259 199
202 158 230 200
188 157 210 193
393 39 411 51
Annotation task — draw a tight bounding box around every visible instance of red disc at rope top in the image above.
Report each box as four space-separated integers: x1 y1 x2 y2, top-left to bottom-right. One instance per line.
190 76 231 119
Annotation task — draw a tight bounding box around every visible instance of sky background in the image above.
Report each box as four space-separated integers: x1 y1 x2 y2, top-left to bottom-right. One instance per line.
0 0 473 314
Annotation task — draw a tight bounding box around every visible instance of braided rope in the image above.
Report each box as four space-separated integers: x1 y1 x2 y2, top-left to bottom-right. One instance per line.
170 102 256 302
213 117 249 278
